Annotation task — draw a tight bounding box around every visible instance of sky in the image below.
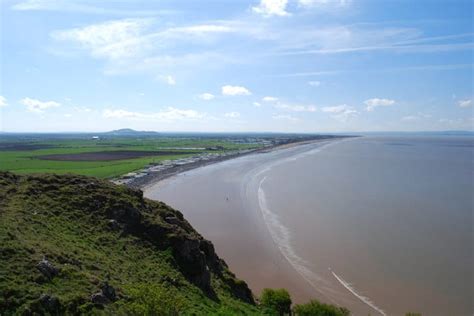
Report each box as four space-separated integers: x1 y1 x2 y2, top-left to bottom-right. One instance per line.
0 0 473 133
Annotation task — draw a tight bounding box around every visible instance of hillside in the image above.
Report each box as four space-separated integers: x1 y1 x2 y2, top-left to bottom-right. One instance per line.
0 172 258 315
103 129 161 136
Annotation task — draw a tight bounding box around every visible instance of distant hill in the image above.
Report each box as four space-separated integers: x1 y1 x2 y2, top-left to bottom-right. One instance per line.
103 128 160 136
0 172 256 314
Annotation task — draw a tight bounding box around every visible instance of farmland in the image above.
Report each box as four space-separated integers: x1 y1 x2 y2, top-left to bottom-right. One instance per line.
0 132 262 178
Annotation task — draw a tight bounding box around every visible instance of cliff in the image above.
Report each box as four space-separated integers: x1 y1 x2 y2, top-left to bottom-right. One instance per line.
0 172 257 315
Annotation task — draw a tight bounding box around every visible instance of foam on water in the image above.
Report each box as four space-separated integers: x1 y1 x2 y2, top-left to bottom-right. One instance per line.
257 176 337 302
330 269 387 316
253 138 387 315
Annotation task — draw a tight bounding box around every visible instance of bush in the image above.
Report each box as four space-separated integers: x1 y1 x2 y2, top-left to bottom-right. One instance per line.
260 288 292 316
118 283 182 315
293 299 349 316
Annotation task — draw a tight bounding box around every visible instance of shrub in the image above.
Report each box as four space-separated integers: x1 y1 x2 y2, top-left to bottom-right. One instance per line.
293 299 350 316
119 283 182 315
260 288 292 316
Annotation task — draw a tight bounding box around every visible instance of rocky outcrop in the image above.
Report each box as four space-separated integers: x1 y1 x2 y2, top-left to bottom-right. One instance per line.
27 294 62 315
90 292 109 305
36 256 58 280
0 171 256 314
91 282 117 305
173 238 212 292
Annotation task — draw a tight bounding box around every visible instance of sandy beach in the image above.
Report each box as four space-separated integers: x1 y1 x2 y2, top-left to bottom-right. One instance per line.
143 138 376 315
144 136 473 316
129 136 348 190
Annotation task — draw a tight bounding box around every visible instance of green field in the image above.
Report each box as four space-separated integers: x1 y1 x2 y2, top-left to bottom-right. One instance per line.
0 136 259 179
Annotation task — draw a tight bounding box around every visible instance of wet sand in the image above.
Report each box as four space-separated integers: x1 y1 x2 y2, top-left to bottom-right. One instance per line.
130 136 347 189
144 137 473 316
144 139 374 315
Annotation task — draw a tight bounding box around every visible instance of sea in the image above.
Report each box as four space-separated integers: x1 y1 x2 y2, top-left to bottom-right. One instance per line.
146 136 473 316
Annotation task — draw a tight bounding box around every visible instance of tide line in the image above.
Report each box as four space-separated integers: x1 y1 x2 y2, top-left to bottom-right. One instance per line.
330 269 386 316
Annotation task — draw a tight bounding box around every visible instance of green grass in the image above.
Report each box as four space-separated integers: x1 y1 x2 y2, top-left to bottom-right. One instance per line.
0 171 359 315
0 137 260 179
0 172 260 315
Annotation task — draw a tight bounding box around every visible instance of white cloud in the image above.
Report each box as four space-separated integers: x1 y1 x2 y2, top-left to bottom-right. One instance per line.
164 24 234 36
52 18 152 60
103 107 205 121
199 93 215 101
0 96 7 107
298 0 351 8
274 102 317 112
11 0 170 15
458 99 472 108
274 26 472 56
262 96 279 102
51 19 256 68
20 97 61 113
73 106 92 112
64 113 73 118
222 85 252 96
364 98 396 111
224 112 240 118
322 104 357 122
252 0 290 17
164 75 176 85
401 115 418 121
308 80 321 87
322 104 350 113
253 102 262 107
272 114 299 121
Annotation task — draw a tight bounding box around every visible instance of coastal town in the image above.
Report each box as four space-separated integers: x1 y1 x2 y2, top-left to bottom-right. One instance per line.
111 134 342 188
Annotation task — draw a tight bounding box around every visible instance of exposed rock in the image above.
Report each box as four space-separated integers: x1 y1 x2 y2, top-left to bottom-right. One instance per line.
36 256 58 280
174 239 211 292
107 206 141 225
164 216 180 225
107 219 120 231
1 171 258 314
199 239 220 272
225 278 255 304
90 282 117 305
38 294 61 313
101 282 116 301
90 292 109 305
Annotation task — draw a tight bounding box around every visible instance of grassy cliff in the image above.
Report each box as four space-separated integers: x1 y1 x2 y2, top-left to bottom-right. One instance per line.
0 172 258 315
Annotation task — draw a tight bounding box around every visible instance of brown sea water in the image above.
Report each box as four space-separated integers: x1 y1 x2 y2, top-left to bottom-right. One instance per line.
145 136 473 315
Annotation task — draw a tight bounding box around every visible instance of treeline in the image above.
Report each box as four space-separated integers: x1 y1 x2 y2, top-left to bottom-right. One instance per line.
259 288 349 316
258 288 421 316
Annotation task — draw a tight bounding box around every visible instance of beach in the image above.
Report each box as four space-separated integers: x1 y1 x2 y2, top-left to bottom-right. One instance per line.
144 136 473 316
130 136 346 189
144 138 377 315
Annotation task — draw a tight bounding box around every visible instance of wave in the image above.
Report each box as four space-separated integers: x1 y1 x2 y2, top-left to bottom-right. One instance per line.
330 269 386 316
257 176 338 303
253 138 387 315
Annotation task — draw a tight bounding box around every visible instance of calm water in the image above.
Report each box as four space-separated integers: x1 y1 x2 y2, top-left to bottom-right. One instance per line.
260 136 473 315
147 136 473 315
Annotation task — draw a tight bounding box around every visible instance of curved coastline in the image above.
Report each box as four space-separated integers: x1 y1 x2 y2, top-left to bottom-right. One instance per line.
143 137 377 315
240 138 386 315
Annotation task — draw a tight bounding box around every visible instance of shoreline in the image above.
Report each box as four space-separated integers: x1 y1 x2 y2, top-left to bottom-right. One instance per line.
143 137 368 311
126 136 352 190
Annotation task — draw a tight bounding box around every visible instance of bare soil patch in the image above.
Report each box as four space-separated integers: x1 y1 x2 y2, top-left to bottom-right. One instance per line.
38 150 196 161
0 143 57 151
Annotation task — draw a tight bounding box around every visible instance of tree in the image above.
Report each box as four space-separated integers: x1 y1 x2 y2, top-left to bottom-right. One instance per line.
293 299 350 316
260 288 292 316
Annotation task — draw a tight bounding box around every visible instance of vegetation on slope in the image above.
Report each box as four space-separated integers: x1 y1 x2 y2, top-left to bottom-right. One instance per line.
0 172 256 315
0 171 361 315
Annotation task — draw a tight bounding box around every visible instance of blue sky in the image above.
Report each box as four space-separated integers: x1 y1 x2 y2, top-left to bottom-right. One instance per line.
0 0 472 132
